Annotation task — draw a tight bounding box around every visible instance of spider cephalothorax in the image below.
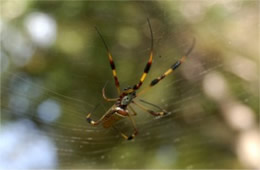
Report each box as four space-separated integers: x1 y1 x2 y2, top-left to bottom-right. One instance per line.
119 88 136 107
86 18 195 140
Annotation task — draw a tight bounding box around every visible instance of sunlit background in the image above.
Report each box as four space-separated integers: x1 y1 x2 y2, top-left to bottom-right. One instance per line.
0 0 259 169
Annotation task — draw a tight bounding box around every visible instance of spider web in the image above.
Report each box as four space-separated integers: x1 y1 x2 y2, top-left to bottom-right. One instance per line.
1 1 259 169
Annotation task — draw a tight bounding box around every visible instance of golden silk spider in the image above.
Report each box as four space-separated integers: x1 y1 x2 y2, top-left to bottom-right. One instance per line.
86 19 195 140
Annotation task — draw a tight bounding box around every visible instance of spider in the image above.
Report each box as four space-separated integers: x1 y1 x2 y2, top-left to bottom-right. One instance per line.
86 19 195 140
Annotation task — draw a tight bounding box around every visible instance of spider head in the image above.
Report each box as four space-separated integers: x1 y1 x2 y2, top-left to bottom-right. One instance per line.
123 86 131 92
121 87 136 106
122 86 136 95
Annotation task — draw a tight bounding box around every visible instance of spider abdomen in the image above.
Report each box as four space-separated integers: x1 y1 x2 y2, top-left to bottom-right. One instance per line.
102 113 124 128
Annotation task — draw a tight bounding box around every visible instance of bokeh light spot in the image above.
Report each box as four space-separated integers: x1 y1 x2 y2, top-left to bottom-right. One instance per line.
237 130 260 169
2 25 35 67
225 55 257 82
0 119 57 169
1 0 27 20
24 12 56 47
37 99 61 123
203 71 228 101
57 29 86 55
222 102 255 131
117 27 141 49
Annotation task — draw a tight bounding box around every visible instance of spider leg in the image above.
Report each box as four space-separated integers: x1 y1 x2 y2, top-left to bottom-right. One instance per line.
95 27 121 95
133 18 153 90
113 113 138 140
137 38 196 96
128 105 137 116
102 86 118 102
86 108 116 126
132 101 167 116
138 99 168 114
127 113 138 140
